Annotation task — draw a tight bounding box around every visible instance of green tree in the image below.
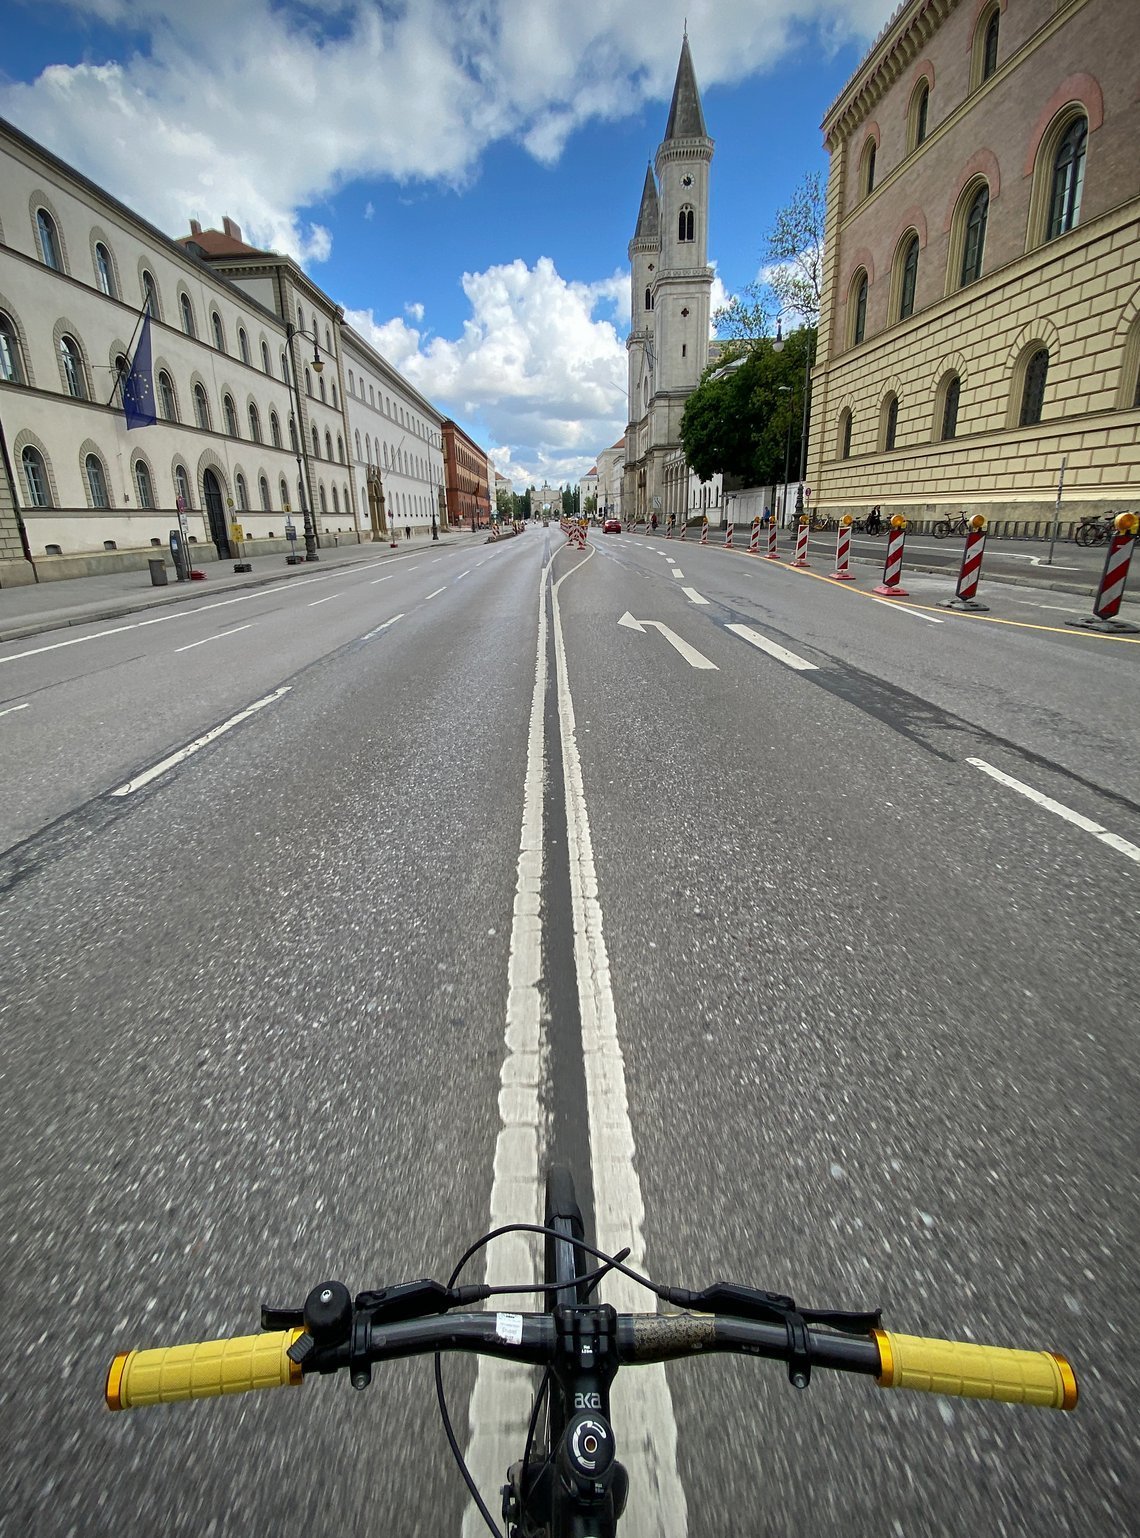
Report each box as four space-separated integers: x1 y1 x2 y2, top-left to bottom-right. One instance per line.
714 171 825 340
680 326 815 486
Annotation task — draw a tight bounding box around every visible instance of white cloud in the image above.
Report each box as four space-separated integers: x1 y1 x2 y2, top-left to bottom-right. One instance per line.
345 256 631 485
364 201 375 221
405 301 425 322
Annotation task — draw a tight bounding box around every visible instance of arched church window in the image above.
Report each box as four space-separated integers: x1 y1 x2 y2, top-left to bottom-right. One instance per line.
678 206 695 242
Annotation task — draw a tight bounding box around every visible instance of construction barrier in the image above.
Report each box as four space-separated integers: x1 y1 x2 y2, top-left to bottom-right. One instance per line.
830 515 855 581
873 515 910 597
765 521 780 561
665 520 673 539
791 517 810 569
1067 514 1139 633
748 516 762 555
679 516 687 541
700 519 708 545
939 516 989 611
724 519 734 550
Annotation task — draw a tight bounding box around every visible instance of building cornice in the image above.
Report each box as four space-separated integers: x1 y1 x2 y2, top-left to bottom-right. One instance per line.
821 0 958 149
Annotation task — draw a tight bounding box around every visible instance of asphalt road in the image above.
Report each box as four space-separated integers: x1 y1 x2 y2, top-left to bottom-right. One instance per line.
1 526 1136 1537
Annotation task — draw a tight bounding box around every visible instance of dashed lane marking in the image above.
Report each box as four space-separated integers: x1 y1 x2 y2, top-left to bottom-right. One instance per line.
174 624 252 653
682 587 708 604
871 597 943 624
725 622 817 671
969 758 1140 866
110 686 291 797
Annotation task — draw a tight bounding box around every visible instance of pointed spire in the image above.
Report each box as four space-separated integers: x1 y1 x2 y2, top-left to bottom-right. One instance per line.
664 32 707 141
634 163 659 240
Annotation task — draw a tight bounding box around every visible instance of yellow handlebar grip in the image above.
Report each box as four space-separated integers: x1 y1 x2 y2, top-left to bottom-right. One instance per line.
106 1329 305 1411
873 1330 1077 1410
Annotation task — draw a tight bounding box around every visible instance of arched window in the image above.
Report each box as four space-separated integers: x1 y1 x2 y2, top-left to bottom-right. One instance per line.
909 82 929 151
134 460 154 509
940 374 961 441
158 370 177 421
325 429 333 460
332 484 340 515
60 335 86 398
259 474 271 511
249 403 261 442
235 473 249 511
193 383 210 430
223 393 239 437
261 339 271 374
1020 348 1049 426
180 293 196 337
312 425 321 457
142 269 159 317
95 242 116 297
21 446 50 506
279 475 289 507
348 369 355 393
982 10 999 80
280 351 288 381
270 410 282 448
862 141 876 196
898 235 919 320
85 453 110 508
331 384 337 409
175 465 192 508
839 409 853 460
289 416 298 452
355 429 362 459
960 186 988 286
37 209 61 270
212 311 225 351
305 368 312 396
297 304 304 330
319 483 328 514
238 327 250 365
337 434 345 463
882 395 899 452
851 272 868 345
319 374 326 402
0 312 24 383
678 206 694 242
1049 117 1087 240
325 326 331 352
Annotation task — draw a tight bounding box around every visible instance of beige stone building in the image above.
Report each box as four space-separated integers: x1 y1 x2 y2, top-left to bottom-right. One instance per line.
809 0 1139 530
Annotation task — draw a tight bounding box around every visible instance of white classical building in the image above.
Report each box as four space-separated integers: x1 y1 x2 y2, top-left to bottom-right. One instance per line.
596 437 625 522
579 464 598 512
341 323 445 540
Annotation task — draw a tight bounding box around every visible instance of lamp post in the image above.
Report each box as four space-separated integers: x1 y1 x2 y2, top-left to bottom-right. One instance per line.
284 320 326 560
772 317 814 517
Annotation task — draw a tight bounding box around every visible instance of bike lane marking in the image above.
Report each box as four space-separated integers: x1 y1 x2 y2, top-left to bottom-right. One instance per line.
552 546 688 1538
968 758 1140 866
109 686 291 796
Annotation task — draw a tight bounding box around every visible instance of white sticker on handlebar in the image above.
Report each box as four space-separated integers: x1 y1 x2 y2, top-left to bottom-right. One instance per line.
495 1313 523 1345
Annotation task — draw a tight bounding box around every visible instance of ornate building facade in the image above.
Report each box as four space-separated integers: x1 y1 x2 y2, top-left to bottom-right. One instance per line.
808 0 1140 527
623 35 715 525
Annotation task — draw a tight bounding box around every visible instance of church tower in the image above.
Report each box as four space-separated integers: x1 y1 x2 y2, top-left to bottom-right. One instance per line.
624 33 714 525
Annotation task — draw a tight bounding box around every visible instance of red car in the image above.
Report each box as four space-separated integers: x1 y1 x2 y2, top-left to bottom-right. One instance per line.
603 518 622 533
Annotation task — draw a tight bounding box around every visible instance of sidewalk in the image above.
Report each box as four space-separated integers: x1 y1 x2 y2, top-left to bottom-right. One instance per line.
0 534 479 644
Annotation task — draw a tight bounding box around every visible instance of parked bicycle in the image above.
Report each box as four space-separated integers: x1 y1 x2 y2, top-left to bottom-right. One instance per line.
931 510 971 539
1074 513 1117 546
106 1164 1078 1537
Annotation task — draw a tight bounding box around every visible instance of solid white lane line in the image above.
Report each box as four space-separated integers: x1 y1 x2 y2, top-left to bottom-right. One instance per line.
460 559 548 1538
0 702 30 718
672 569 684 579
424 587 446 600
871 598 943 624
362 613 404 640
110 686 291 797
968 758 1140 865
308 593 342 606
726 622 818 672
552 554 688 1538
682 587 709 604
174 624 252 653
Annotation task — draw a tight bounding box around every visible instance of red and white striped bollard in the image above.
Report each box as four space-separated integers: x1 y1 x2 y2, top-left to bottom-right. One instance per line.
748 516 761 555
830 516 855 580
724 518 733 550
940 515 989 611
791 517 810 568
873 515 910 596
765 520 779 560
700 519 708 545
1067 513 1140 633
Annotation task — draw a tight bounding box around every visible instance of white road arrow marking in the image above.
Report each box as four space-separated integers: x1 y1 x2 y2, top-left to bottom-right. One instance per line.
617 612 717 669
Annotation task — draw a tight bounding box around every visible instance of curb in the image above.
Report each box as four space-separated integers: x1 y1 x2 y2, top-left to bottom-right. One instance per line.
0 539 465 644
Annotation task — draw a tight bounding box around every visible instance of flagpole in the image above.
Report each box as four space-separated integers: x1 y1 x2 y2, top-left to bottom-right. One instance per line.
105 298 151 407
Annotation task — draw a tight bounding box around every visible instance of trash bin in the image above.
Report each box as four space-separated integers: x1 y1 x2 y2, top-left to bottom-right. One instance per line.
148 556 168 586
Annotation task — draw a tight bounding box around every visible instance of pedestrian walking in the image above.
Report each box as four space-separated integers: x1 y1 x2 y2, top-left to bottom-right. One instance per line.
405 525 411 541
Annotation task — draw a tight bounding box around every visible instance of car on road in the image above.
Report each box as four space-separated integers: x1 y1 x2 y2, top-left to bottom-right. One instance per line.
603 517 622 533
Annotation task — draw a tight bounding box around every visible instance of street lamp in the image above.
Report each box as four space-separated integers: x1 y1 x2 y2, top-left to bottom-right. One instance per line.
773 317 814 516
284 320 326 561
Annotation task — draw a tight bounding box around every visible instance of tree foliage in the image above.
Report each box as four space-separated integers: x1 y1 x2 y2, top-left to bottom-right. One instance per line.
679 326 816 487
714 170 825 340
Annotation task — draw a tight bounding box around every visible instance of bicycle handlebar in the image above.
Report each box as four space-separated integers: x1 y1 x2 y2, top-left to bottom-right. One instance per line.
106 1310 1076 1413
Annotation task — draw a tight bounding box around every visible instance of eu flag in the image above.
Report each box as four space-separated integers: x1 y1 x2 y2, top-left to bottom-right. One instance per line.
122 310 157 429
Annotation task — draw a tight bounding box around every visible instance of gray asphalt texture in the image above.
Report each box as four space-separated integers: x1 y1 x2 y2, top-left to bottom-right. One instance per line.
1 525 1137 1536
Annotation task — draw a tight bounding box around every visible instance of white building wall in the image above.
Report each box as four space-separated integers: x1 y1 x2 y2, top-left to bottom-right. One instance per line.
342 329 445 539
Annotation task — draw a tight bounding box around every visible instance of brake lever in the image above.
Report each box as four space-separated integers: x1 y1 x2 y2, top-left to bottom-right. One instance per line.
658 1281 881 1336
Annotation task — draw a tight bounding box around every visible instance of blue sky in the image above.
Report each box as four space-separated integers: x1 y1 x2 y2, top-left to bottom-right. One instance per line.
0 0 897 486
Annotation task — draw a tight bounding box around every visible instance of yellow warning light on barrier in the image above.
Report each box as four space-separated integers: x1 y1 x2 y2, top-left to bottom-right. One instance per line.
841 514 853 527
799 514 810 525
970 514 987 532
1115 511 1139 535
890 514 908 530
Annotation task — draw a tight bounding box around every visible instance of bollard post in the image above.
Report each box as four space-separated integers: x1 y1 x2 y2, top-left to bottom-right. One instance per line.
1067 513 1140 633
830 515 855 580
873 515 910 596
791 515 810 568
700 518 708 545
940 515 989 610
724 517 733 550
748 516 762 555
765 520 780 561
